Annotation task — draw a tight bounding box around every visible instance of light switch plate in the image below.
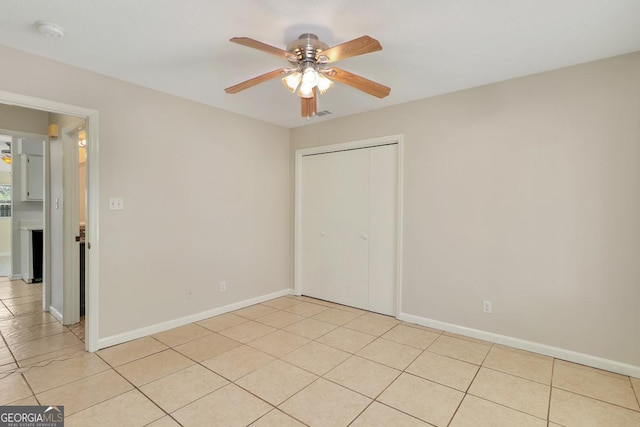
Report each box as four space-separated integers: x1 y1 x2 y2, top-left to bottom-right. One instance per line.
109 197 124 210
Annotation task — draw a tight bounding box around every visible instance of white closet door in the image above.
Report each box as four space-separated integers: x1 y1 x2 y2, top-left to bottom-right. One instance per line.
300 154 326 301
300 144 398 315
321 149 370 310
368 144 398 315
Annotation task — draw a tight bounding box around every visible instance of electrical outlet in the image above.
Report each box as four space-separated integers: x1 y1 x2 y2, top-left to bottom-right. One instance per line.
483 300 492 314
219 281 226 292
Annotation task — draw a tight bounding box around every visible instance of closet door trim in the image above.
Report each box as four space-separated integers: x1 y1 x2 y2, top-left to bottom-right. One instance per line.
294 134 404 316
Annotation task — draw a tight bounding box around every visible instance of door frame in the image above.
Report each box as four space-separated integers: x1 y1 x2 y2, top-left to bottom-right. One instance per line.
0 90 100 352
294 134 404 316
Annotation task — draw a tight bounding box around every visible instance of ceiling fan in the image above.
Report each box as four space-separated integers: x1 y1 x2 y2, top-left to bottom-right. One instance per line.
224 33 391 118
1 142 11 165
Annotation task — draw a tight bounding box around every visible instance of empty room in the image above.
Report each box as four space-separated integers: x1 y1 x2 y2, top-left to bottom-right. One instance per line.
0 1 639 426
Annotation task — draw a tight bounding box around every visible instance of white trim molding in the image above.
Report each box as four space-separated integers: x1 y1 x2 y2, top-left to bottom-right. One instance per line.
398 311 640 378
294 134 405 317
97 288 294 350
49 305 63 322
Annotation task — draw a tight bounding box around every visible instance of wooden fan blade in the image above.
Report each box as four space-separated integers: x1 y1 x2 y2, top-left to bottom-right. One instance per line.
225 68 288 94
301 90 318 118
319 35 382 63
230 37 290 59
329 67 391 98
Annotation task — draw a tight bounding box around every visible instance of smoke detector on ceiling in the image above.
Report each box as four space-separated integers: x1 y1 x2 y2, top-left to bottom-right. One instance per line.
37 21 65 38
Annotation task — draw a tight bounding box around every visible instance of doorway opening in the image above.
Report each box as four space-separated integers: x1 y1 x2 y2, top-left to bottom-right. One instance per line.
0 90 99 352
0 135 12 277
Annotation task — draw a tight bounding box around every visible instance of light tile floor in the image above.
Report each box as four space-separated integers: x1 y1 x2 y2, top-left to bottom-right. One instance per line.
1 277 639 426
0 256 11 278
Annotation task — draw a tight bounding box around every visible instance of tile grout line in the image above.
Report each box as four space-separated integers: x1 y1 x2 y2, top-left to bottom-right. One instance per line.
632 378 640 411
462 394 551 423
257 306 460 425
548 358 556 425
99 329 302 425
445 342 495 426
9 294 637 425
552 354 639 412
247 408 310 427
22 371 40 406
317 324 452 425
479 364 553 387
550 383 640 413
3 325 70 348
94 350 184 426
345 400 375 427
203 302 409 425
343 329 437 425
0 326 19 380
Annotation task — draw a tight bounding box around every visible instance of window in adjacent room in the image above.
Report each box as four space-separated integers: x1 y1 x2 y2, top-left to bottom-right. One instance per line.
0 184 11 217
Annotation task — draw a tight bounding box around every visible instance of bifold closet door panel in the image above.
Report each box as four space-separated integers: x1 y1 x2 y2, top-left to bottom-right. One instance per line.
301 154 326 300
322 149 370 310
368 144 398 316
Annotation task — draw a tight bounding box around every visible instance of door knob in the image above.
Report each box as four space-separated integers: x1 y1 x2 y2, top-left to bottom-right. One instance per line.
361 234 368 240
321 232 327 237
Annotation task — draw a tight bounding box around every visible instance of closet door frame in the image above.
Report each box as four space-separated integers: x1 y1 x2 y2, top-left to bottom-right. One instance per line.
294 134 404 317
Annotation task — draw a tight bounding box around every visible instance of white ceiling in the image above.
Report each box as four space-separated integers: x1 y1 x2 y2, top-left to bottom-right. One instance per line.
1 0 640 128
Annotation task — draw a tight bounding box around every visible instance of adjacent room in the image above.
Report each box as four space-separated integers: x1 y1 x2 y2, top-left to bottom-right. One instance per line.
0 1 639 426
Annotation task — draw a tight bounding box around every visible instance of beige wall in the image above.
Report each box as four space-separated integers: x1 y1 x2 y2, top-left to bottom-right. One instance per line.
291 52 640 368
0 104 49 134
0 44 291 339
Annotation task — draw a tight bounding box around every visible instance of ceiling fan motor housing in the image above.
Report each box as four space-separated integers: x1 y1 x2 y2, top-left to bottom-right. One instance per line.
287 33 328 64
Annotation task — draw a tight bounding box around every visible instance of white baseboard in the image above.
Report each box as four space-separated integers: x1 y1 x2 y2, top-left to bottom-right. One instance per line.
97 288 294 350
49 305 63 322
9 273 22 281
398 312 640 379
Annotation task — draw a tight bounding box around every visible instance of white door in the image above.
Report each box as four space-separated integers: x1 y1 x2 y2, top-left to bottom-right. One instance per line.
300 144 397 315
321 149 369 310
301 154 325 300
368 144 398 315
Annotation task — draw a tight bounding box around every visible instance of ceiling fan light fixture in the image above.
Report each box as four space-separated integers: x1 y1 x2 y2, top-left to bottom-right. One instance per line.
78 129 87 147
317 74 333 94
301 66 319 87
282 72 301 93
298 83 315 98
298 64 328 97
